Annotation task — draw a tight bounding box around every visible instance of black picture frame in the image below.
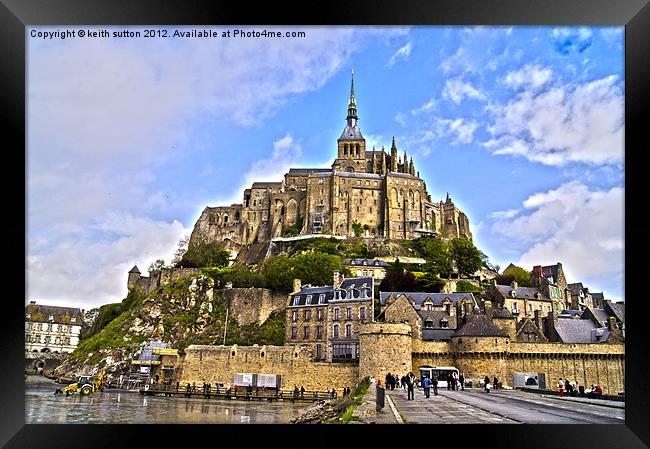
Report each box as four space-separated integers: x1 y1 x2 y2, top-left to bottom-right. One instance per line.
2 0 648 447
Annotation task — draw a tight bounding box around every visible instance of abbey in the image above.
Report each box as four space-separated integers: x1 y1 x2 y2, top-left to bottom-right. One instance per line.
190 72 472 248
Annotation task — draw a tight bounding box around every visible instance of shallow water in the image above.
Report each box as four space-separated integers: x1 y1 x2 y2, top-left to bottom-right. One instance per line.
25 377 307 424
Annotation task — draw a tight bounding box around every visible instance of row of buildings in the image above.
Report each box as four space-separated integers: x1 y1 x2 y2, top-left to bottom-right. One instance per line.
25 300 83 354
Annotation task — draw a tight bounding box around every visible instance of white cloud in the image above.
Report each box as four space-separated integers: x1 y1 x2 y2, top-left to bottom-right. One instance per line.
28 26 391 309
551 27 593 54
411 97 437 115
436 118 479 145
388 42 413 66
491 181 624 298
503 64 553 91
442 78 486 105
485 73 624 166
488 209 519 219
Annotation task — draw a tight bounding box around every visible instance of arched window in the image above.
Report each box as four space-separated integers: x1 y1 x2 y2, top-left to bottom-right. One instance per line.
345 324 352 338
333 324 340 338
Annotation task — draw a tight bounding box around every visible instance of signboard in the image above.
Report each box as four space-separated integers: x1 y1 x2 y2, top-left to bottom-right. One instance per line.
234 373 256 387
513 373 546 389
257 374 281 388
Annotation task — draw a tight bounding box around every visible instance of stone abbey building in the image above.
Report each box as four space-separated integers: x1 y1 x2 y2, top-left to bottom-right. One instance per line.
190 73 472 248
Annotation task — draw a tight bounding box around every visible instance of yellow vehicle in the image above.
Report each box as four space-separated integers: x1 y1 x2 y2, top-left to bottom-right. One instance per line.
57 370 105 396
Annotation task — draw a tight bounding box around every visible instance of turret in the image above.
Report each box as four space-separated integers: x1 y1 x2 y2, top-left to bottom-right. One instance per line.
381 147 387 175
127 265 141 290
390 137 398 172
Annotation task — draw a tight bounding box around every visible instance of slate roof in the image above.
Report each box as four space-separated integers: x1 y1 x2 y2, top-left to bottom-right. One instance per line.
491 306 513 319
129 265 141 274
590 308 610 326
379 292 476 308
25 303 84 325
494 285 551 301
606 302 625 323
591 292 605 302
289 277 373 307
288 168 331 174
560 310 583 318
554 317 610 343
418 310 457 330
339 123 364 140
251 182 282 189
336 172 383 179
453 314 509 337
422 329 456 341
343 258 391 267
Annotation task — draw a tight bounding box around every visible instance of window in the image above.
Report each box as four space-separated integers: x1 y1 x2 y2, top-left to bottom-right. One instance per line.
357 180 361 186
374 181 378 187
548 305 552 312
304 310 311 321
55 337 61 344
306 294 313 304
316 344 323 360
319 294 325 304
292 311 297 322
424 320 433 329
317 309 323 321
538 305 543 311
48 315 54 321
359 307 366 320
304 326 310 339
529 303 533 311
291 327 297 339
25 334 30 342
27 323 32 331
334 308 340 320
47 323 53 332
333 324 340 338
366 181 370 186
345 324 352 338
319 178 323 185
440 320 448 329
346 308 352 320
64 337 70 345
512 303 519 314
317 325 323 339
44 336 51 344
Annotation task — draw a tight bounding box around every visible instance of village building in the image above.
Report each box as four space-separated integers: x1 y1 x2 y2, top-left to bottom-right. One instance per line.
567 282 594 310
25 301 83 354
342 258 391 280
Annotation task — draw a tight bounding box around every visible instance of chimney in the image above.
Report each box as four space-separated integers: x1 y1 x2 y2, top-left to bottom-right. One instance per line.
607 316 617 331
534 309 542 330
511 280 518 289
484 300 493 319
293 278 302 293
333 271 343 289
455 302 464 318
533 265 542 278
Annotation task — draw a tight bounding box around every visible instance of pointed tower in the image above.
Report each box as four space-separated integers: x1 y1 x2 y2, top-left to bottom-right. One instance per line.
409 158 415 175
371 147 377 174
390 137 398 172
381 146 387 175
403 150 408 173
336 69 366 167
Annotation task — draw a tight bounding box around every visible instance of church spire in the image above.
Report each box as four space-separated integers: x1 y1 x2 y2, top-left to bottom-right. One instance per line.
346 69 358 126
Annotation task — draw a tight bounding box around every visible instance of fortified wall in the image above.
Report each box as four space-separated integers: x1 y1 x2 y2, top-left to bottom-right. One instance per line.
220 288 287 326
178 322 625 394
179 344 358 391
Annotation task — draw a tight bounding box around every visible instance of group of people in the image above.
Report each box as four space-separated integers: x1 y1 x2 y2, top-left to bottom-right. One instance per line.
447 372 465 391
383 371 469 400
483 375 499 393
557 378 604 399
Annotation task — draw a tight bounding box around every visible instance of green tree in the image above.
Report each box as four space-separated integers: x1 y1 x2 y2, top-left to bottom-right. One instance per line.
415 272 447 292
176 237 231 268
352 221 363 237
455 280 477 293
411 238 452 277
496 264 533 287
148 259 166 273
262 252 342 292
449 238 483 277
379 269 418 292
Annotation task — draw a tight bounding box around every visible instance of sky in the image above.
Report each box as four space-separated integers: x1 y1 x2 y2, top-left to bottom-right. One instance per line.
26 26 624 310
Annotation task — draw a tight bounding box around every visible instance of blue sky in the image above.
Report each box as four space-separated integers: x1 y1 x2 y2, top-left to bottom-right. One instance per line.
27 26 624 309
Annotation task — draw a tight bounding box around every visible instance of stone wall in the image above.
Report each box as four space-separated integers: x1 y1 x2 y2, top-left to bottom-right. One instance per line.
179 345 358 391
222 288 287 326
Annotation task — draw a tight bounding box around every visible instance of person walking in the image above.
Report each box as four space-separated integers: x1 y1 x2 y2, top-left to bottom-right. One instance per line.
422 375 431 398
406 373 415 400
394 374 399 389
557 378 565 397
432 376 439 396
484 375 491 393
401 375 407 390
459 373 465 391
493 375 499 391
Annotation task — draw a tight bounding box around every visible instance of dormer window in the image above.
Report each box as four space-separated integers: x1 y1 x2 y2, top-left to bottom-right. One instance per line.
510 290 517 298
440 319 448 329
48 315 54 321
535 292 542 299
424 319 434 329
306 294 313 304
319 294 325 304
351 260 356 265
71 316 76 323
362 260 367 265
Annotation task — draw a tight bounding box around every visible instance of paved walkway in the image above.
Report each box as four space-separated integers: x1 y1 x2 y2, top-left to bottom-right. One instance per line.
386 387 518 424
352 386 399 424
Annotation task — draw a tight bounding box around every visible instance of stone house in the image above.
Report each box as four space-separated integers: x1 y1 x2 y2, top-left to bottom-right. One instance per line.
285 273 374 362
487 280 556 320
25 301 83 354
342 258 390 280
567 282 594 310
531 263 570 310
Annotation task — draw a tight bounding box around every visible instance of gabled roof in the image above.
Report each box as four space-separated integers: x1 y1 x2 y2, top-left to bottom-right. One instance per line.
453 314 509 337
343 258 391 267
494 285 551 301
554 317 610 343
591 292 605 301
606 302 625 323
567 283 584 294
380 292 476 308
129 265 141 274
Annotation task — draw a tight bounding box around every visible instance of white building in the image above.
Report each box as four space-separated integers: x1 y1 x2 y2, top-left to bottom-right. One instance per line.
25 301 83 354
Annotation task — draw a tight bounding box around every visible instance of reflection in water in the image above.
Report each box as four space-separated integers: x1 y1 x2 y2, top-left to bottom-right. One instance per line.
26 379 306 424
